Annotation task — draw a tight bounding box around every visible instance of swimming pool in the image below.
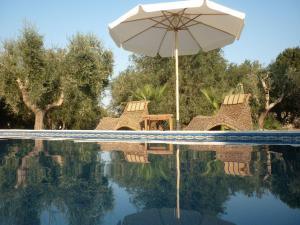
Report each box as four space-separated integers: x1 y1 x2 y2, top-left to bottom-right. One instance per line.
0 131 300 225
1 129 300 145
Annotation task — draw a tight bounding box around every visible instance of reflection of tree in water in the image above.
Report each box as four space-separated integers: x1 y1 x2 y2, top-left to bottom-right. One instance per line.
108 148 234 215
1 140 300 224
109 150 176 209
108 144 300 217
266 145 300 208
179 150 229 215
0 139 113 225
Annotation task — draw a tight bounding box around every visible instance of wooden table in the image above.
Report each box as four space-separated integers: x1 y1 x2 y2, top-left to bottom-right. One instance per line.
143 114 173 130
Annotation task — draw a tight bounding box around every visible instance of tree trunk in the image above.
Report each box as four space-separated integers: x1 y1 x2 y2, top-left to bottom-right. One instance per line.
258 73 284 130
34 110 45 130
34 139 44 152
16 78 64 130
258 110 268 130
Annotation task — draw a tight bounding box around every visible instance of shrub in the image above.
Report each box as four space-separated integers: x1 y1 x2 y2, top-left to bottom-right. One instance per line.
293 117 300 129
264 114 282 130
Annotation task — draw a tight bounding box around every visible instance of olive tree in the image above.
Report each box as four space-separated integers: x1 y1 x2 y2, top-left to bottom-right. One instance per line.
0 26 113 130
0 25 64 129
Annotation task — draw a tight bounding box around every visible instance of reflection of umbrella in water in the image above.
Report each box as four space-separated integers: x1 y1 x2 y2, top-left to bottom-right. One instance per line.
108 0 245 129
117 146 235 225
118 208 234 225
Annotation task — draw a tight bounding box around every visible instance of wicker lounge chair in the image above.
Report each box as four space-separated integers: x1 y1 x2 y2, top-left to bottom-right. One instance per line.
96 100 173 130
96 100 149 130
185 94 253 131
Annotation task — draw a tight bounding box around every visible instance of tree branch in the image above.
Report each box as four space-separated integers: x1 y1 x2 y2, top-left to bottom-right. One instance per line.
260 73 270 109
16 78 37 113
260 73 269 90
267 93 284 111
45 91 64 111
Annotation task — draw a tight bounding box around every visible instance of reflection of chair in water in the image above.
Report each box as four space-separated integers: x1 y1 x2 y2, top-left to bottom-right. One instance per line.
100 142 173 163
223 162 250 176
124 151 149 163
96 100 173 130
188 145 253 176
185 94 253 131
216 146 252 176
100 142 148 163
146 144 173 155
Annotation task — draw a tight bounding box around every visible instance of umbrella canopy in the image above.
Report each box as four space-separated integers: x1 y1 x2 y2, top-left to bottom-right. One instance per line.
108 0 245 129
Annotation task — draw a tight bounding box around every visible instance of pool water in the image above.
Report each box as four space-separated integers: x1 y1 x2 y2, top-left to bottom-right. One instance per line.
0 139 300 225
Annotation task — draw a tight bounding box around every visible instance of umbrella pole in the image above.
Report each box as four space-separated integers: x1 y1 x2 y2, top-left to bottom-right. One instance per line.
176 145 181 219
175 31 180 130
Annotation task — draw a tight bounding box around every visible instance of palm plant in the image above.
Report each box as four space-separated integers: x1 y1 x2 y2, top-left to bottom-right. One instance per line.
132 84 167 102
200 88 220 114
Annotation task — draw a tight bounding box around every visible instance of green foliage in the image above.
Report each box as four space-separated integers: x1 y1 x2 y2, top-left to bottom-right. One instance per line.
48 33 113 129
112 51 294 127
111 50 229 124
110 67 162 114
133 84 167 102
293 117 300 128
263 114 282 130
111 48 300 129
0 25 113 129
0 97 34 128
200 88 220 113
132 84 167 114
0 24 65 129
269 47 300 99
0 22 298 130
269 47 300 124
177 50 228 123
0 25 62 111
225 60 263 122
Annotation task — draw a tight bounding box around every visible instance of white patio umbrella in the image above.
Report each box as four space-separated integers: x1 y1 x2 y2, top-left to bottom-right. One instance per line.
108 0 245 129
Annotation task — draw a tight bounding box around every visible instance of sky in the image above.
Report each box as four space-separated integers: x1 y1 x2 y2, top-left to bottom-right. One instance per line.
1 0 300 104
